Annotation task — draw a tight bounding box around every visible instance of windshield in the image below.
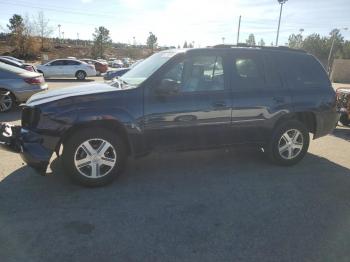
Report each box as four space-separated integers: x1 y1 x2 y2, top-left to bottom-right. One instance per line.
120 51 177 86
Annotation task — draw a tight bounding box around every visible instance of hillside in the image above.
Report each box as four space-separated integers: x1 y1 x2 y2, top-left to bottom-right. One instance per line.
0 40 152 62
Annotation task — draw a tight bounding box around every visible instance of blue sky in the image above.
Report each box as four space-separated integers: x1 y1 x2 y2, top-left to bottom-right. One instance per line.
0 0 349 47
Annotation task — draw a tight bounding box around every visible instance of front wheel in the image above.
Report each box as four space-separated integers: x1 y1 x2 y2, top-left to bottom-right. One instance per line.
62 128 127 187
266 120 310 166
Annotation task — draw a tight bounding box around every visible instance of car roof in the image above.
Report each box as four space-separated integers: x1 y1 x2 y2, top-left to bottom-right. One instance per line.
164 45 308 56
0 57 22 66
0 61 28 74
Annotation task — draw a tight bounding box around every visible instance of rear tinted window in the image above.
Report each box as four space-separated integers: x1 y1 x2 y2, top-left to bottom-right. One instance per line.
278 54 329 88
50 60 65 66
263 54 282 88
233 53 265 89
65 60 81 65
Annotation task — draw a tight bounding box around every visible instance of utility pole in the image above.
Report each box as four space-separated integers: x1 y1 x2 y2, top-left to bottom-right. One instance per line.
58 24 61 43
276 0 288 46
299 28 304 48
236 15 241 44
327 27 348 75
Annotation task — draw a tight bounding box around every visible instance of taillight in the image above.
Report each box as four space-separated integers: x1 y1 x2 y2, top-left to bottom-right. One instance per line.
24 76 44 85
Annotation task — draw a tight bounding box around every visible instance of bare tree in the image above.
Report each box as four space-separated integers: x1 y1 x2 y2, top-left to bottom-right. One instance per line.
33 11 53 50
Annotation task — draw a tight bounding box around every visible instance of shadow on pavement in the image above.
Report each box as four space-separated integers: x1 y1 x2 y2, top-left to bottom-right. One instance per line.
332 126 350 141
1 149 350 262
0 107 21 123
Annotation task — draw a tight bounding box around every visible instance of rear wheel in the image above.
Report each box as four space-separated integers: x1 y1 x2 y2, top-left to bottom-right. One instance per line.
76 70 87 80
62 128 127 187
0 91 15 112
266 120 310 166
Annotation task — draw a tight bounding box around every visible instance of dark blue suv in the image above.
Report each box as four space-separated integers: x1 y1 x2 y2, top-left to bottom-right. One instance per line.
0 46 338 186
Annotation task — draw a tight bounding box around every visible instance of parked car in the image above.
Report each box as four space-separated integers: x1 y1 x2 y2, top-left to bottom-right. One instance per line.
104 60 143 80
0 62 47 112
103 68 130 80
0 57 37 72
336 88 350 126
81 59 108 75
111 60 124 68
0 56 25 63
37 59 96 80
0 46 338 186
107 58 117 66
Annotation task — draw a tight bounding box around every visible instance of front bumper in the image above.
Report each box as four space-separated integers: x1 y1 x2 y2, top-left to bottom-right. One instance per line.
0 123 53 173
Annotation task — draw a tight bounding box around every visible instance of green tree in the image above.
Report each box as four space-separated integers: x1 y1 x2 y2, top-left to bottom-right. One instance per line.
246 34 256 46
183 41 188 48
288 33 303 49
7 14 24 33
91 26 111 58
258 38 265 46
6 14 39 59
146 32 157 51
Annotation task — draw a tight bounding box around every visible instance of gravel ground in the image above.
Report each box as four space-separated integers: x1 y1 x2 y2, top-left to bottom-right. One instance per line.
1 79 350 262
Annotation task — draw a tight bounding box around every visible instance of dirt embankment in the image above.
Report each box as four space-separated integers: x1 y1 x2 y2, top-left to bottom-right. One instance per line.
0 40 152 62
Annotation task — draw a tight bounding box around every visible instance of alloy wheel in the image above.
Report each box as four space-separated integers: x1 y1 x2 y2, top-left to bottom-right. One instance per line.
0 93 13 112
278 129 304 160
74 138 117 178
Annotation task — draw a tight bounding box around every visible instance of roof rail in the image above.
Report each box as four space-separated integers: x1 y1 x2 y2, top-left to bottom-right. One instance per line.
212 44 306 53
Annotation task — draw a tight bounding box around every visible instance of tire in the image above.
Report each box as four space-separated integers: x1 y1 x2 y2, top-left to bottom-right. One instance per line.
0 91 16 113
339 113 350 126
76 70 87 80
266 120 310 166
62 127 127 187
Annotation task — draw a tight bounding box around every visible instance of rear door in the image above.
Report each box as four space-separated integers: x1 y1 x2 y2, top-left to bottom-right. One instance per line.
230 50 292 143
63 60 81 76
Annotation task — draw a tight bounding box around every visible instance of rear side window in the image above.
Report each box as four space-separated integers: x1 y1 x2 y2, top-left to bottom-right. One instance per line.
233 53 265 89
65 60 81 65
263 54 282 88
279 54 330 88
50 60 65 66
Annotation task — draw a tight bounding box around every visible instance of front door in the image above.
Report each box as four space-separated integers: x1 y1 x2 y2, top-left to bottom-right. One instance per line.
143 51 232 150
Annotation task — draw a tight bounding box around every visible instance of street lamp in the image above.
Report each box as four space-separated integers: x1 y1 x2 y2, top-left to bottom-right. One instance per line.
327 27 348 75
275 0 288 46
58 24 61 43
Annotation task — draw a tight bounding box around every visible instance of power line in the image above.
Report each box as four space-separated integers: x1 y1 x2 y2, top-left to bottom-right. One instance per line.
0 0 121 18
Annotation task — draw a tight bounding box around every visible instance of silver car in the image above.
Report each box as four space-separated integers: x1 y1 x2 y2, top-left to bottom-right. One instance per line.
0 62 48 112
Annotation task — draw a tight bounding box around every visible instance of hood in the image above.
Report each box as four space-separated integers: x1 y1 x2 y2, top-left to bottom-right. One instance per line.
26 83 119 106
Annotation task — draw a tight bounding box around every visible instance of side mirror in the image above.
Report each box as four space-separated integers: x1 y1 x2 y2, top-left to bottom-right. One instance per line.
155 79 179 95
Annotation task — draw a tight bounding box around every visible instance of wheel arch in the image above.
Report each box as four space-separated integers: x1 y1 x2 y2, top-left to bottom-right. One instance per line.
274 111 317 135
75 70 87 77
58 119 132 157
0 87 18 102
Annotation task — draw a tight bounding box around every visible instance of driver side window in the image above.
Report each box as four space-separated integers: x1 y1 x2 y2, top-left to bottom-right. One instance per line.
156 55 225 95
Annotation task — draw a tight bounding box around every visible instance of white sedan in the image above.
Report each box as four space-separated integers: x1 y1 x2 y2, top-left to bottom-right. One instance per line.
37 59 97 80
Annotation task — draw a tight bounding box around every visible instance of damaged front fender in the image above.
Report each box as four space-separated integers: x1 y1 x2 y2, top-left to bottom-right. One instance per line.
0 123 56 174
